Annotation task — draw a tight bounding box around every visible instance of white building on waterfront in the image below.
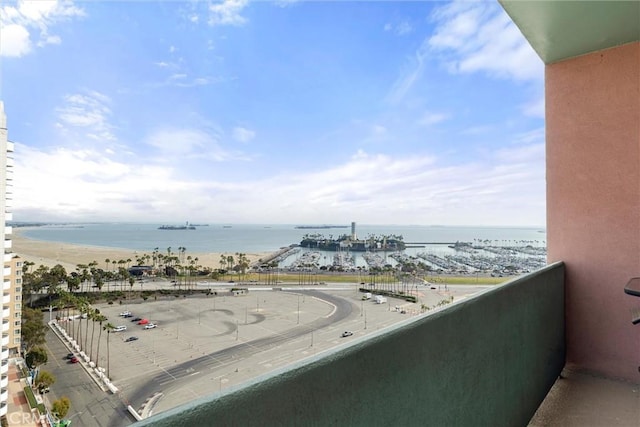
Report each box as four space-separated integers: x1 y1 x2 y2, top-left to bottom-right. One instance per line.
0 101 14 417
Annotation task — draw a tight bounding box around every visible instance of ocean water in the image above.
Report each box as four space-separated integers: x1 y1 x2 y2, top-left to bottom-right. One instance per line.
19 223 546 255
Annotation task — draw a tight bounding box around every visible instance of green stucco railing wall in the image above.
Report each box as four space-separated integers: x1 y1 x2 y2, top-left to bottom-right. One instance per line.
138 262 565 427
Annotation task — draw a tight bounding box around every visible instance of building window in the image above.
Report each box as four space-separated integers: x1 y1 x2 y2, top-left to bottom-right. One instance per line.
15 279 21 284
16 270 21 276
14 303 20 310
14 295 21 301
16 262 22 268
13 329 20 335
14 287 20 293
14 313 19 318
13 337 20 344
13 321 19 326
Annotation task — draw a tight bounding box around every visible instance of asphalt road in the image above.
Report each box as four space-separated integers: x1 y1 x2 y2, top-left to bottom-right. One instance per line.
111 290 352 427
45 289 356 427
43 329 129 426
44 285 457 426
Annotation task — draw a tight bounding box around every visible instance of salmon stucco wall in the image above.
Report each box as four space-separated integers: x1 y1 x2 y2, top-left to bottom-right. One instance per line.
546 42 640 381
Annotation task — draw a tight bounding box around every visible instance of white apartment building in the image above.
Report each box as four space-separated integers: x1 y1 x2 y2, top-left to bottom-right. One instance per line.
9 256 22 356
0 101 14 417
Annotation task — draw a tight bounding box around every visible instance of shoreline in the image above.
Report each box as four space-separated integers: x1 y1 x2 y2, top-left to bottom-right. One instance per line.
11 228 271 272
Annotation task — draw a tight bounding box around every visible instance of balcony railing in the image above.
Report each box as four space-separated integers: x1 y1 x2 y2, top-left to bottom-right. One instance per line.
137 262 565 427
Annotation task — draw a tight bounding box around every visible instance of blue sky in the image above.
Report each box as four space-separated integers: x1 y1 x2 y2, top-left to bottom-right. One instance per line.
0 0 545 226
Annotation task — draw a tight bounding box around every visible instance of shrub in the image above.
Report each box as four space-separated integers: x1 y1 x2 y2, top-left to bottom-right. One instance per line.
51 396 71 419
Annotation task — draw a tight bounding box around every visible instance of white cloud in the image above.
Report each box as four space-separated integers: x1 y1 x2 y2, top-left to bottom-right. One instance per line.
56 91 116 141
384 21 413 36
143 127 249 162
388 2 543 106
232 127 255 143
371 125 386 135
428 1 543 82
154 61 173 68
0 0 84 57
522 95 545 118
145 129 210 155
208 0 248 26
37 34 61 46
0 24 31 57
419 112 450 126
386 38 429 104
13 140 545 225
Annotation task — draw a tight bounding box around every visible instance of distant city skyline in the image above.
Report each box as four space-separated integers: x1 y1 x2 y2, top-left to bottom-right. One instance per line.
1 0 545 226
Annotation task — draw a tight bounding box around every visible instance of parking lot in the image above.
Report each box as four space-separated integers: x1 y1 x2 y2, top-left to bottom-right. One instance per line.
58 285 451 421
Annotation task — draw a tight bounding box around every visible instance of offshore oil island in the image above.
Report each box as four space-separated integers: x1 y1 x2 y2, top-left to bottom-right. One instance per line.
158 221 196 230
299 222 405 251
294 224 350 229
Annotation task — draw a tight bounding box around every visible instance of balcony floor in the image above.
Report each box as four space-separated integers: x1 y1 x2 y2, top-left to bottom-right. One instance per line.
529 366 640 426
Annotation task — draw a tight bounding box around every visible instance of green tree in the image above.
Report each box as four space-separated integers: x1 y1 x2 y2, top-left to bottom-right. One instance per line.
51 396 71 418
25 347 48 369
21 307 47 351
35 370 55 392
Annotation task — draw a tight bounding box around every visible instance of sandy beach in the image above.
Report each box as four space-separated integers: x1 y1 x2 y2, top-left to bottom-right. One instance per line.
11 228 270 272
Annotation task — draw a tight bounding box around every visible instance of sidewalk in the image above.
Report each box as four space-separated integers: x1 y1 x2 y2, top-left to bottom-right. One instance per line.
6 360 39 427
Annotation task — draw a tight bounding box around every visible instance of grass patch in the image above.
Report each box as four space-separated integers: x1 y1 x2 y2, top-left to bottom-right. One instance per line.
426 276 508 285
23 385 46 414
221 272 511 286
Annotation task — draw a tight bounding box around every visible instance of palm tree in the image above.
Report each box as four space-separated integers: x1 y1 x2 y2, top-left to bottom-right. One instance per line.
95 314 107 368
227 255 235 275
74 298 88 352
84 302 92 353
89 309 100 362
103 322 115 378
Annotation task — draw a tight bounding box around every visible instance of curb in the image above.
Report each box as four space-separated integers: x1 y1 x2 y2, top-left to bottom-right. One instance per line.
48 321 116 393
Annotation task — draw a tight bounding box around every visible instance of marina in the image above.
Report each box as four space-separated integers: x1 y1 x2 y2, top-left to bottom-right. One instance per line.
16 222 547 277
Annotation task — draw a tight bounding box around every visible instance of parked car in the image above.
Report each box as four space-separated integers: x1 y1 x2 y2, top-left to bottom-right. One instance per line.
113 325 127 332
144 323 157 329
65 353 74 360
137 319 149 325
131 317 142 322
125 336 139 342
123 313 133 318
341 331 353 338
119 311 131 317
69 356 79 364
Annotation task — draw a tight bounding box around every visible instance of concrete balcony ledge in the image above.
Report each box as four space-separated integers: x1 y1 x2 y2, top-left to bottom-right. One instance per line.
529 366 640 427
137 262 566 427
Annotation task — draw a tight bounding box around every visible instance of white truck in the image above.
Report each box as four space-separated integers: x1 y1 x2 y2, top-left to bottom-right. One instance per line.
362 293 372 300
374 295 387 304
